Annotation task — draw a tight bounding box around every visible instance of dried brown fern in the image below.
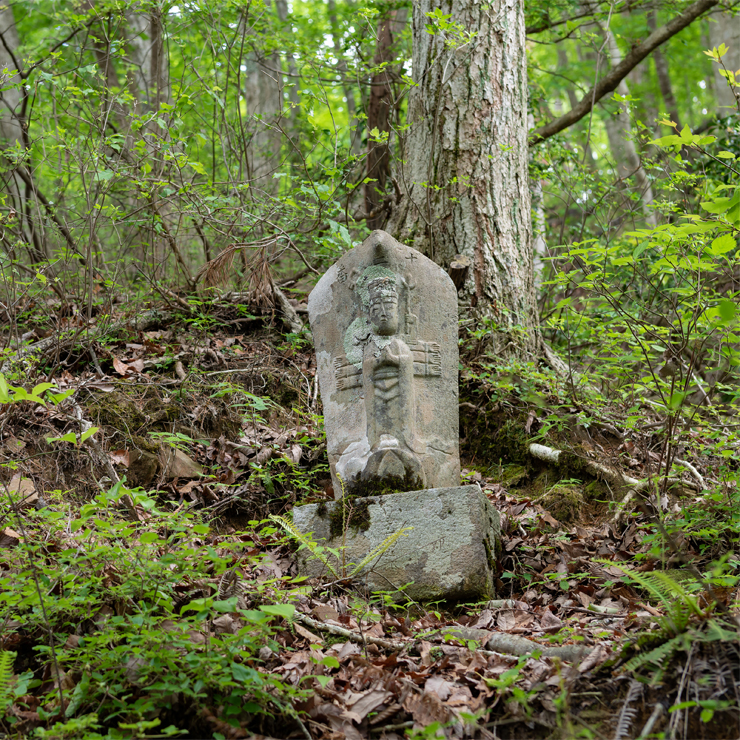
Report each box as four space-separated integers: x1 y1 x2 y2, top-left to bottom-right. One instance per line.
195 238 276 297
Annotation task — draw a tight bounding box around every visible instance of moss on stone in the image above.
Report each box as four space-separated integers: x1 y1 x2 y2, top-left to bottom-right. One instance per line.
494 464 528 487
328 497 372 538
538 484 584 524
345 468 423 498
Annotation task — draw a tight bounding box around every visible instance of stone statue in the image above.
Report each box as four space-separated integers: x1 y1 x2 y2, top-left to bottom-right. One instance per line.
296 230 500 602
308 230 460 497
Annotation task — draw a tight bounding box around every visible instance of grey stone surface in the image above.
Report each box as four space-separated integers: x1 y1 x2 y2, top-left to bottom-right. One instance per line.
308 230 459 496
292 485 500 602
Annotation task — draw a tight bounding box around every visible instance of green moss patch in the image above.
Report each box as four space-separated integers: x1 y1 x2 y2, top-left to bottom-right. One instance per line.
327 497 372 538
345 468 423 498
538 484 584 524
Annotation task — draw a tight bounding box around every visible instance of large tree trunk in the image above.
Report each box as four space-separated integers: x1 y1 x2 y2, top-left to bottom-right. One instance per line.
0 5 47 264
709 12 740 114
242 5 283 190
388 0 538 354
127 6 170 116
327 0 360 154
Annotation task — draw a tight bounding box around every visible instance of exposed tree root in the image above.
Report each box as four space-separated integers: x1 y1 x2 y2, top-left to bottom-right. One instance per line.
527 442 701 524
296 612 592 662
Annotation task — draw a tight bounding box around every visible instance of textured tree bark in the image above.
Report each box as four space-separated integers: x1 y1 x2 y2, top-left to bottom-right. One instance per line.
242 4 283 190
709 11 740 114
388 0 538 354
126 7 170 115
275 0 301 139
0 5 48 264
365 14 394 228
327 0 360 153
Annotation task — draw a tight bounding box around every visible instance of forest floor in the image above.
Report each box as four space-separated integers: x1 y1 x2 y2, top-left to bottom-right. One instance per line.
1 296 739 740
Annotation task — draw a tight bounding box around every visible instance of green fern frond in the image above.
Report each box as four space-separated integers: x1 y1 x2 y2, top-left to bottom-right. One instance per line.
269 514 339 578
595 559 674 609
623 633 686 673
647 571 703 616
0 651 16 708
348 527 413 577
595 559 703 617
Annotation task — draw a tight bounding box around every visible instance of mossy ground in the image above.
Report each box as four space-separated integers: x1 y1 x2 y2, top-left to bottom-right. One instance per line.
459 372 615 524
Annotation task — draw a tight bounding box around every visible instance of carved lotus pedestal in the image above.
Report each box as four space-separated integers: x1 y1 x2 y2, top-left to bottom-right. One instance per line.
292 485 501 602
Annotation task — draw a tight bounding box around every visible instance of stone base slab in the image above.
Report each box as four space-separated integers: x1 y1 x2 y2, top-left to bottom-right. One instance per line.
292 485 500 602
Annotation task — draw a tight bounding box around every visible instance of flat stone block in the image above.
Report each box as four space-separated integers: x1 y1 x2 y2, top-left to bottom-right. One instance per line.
292 485 500 602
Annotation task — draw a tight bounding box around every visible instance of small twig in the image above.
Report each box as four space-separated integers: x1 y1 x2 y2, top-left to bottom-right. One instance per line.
69 399 140 521
638 703 664 739
294 611 405 651
672 457 706 491
565 606 628 618
88 345 104 377
370 721 413 733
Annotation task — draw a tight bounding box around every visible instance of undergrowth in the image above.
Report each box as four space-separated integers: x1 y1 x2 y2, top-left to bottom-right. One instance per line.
0 482 307 739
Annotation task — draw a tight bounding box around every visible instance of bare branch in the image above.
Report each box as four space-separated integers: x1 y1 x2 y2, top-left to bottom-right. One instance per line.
529 0 718 146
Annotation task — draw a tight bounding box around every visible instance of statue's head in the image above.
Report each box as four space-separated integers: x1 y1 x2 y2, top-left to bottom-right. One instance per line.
367 276 399 335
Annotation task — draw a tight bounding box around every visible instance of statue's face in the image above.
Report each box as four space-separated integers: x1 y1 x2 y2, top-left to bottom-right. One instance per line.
368 292 399 335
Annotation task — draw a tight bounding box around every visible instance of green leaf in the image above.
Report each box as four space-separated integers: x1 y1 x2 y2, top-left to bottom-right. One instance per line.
79 427 98 444
47 389 75 405
258 603 295 620
709 233 736 255
717 151 736 159
139 532 160 544
46 432 78 444
321 655 340 669
650 134 682 147
0 374 8 403
231 662 255 682
213 597 238 612
11 388 28 401
180 597 211 614
303 674 332 688
718 299 737 322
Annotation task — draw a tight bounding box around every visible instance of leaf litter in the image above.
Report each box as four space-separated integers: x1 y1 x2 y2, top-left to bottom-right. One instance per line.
1 309 739 738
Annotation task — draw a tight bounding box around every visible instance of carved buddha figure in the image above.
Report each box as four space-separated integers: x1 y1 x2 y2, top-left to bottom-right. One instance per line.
359 275 425 487
362 277 414 447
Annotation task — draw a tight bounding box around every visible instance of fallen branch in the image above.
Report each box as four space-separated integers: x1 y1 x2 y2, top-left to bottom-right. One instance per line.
528 442 698 493
428 626 591 662
295 611 405 651
296 613 534 661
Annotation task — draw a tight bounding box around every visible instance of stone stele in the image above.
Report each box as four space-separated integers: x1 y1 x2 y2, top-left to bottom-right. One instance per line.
292 485 500 602
308 230 460 496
